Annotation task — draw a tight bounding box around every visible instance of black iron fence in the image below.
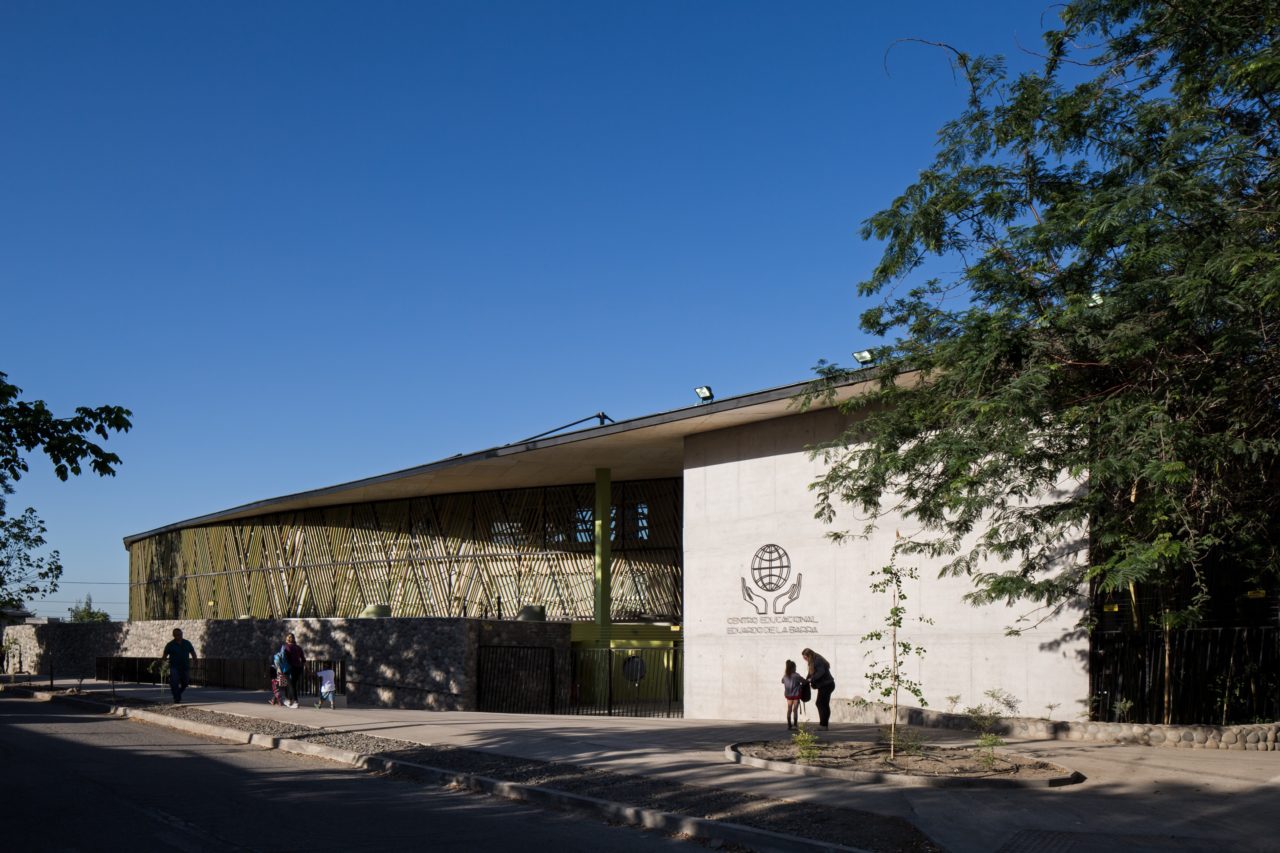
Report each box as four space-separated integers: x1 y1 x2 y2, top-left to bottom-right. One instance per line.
96 657 346 696
473 645 683 717
567 647 682 718
1090 628 1280 725
476 646 557 713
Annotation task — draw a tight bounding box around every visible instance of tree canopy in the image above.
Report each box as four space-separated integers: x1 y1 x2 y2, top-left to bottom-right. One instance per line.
0 373 132 610
809 0 1280 631
67 593 112 623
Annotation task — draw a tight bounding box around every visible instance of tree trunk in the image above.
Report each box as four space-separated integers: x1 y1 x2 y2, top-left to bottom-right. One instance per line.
890 620 898 760
1162 623 1174 725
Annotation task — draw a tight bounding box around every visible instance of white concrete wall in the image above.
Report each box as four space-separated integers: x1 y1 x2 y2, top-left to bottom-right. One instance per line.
683 407 1089 723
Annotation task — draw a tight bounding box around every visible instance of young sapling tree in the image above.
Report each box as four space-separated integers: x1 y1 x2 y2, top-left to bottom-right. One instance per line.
861 536 931 760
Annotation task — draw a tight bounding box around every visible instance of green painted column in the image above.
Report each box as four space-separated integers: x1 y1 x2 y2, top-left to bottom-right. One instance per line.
594 467 612 636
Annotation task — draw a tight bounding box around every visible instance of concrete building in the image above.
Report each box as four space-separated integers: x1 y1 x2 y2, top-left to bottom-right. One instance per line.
122 373 1089 722
682 399 1086 721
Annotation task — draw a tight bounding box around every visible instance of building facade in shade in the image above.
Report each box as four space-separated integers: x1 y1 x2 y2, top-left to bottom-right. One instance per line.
128 480 681 623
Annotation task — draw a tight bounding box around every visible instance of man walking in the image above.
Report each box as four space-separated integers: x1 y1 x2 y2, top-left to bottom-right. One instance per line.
162 628 197 704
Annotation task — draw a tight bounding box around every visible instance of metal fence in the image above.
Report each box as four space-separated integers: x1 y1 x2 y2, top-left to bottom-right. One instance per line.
96 657 346 696
476 646 557 713
473 645 683 717
1090 628 1280 725
567 647 682 718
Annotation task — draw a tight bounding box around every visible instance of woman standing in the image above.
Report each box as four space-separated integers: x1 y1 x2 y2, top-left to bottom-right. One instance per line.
801 647 835 729
279 632 306 709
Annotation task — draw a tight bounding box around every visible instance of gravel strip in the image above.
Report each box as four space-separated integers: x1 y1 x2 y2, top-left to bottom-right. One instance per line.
26 690 944 853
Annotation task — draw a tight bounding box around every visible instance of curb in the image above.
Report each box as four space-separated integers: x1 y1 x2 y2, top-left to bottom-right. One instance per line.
11 688 872 853
726 742 1085 789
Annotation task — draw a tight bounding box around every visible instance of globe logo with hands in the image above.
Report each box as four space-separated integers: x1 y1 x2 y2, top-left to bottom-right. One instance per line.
750 544 790 591
742 544 802 615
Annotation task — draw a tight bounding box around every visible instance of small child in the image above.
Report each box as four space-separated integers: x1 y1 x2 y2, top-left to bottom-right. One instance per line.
782 659 805 730
268 651 287 705
314 667 336 709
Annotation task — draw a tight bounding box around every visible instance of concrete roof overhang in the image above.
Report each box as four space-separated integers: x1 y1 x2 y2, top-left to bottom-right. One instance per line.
122 372 877 548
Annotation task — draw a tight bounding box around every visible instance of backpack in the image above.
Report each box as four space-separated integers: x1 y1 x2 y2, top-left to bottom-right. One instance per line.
273 649 289 674
800 680 812 703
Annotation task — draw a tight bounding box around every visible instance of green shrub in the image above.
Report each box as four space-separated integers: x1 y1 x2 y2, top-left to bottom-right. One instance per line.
879 725 928 757
964 688 1021 734
792 725 821 763
976 732 1005 770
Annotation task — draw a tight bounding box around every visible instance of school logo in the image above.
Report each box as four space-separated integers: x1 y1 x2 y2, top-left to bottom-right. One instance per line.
741 544 803 615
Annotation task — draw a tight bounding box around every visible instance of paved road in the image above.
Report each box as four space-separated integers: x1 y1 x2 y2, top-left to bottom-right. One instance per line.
11 680 1280 853
0 696 695 852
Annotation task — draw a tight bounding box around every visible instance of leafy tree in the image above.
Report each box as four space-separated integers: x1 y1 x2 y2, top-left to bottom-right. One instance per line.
67 593 112 623
808 0 1280 651
0 508 62 611
0 372 132 609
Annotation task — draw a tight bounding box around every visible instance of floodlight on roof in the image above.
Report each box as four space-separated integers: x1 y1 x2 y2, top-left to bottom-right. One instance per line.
852 350 876 365
694 386 714 403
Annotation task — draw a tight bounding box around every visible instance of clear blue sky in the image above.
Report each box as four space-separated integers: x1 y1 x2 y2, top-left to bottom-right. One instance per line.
2 1 1050 620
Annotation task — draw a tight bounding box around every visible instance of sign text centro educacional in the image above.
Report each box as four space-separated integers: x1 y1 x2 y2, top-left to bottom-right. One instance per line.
727 614 819 635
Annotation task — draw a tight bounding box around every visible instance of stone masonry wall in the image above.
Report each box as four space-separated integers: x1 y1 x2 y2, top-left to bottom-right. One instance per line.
0 618 571 711
846 701 1280 752
2 622 124 680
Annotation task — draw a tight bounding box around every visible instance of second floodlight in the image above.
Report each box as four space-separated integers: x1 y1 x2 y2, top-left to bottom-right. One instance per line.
853 350 875 365
694 386 714 403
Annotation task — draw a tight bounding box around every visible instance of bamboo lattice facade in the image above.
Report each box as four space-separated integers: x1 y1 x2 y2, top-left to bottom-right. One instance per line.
128 479 682 622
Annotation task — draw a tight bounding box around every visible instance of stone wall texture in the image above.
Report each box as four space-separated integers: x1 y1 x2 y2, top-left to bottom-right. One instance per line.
0 617 571 711
846 701 1280 751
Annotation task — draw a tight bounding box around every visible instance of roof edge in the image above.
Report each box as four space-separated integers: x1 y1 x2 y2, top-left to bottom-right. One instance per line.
122 373 869 548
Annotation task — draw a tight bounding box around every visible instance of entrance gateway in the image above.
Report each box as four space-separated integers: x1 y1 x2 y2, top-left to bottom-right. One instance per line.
477 645 682 717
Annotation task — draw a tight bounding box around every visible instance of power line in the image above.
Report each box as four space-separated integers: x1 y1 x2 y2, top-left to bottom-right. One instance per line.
31 600 128 605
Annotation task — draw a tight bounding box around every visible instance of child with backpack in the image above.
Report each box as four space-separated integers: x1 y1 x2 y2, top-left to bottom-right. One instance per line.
268 649 288 706
782 659 806 730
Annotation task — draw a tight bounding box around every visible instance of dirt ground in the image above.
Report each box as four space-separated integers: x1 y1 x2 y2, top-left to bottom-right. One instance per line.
740 735 1071 781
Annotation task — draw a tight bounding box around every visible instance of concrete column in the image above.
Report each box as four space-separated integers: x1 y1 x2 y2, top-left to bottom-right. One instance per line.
594 467 612 638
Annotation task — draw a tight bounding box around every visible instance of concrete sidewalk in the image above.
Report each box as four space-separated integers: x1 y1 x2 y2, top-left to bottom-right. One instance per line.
15 677 1280 853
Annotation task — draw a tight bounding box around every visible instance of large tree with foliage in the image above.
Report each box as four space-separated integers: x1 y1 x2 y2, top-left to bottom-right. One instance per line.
0 373 132 609
809 1 1279 638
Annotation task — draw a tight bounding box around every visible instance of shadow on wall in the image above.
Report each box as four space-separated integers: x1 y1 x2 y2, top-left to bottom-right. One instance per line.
153 617 469 708
1 622 126 680
686 407 853 469
5 617 570 710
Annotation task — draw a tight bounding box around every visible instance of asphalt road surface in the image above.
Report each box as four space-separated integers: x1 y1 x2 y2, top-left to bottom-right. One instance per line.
0 695 698 852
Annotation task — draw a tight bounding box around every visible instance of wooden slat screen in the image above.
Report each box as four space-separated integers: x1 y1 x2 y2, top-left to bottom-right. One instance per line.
129 479 682 622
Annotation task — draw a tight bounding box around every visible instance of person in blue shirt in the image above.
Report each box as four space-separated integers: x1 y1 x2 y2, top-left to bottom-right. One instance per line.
161 628 197 704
